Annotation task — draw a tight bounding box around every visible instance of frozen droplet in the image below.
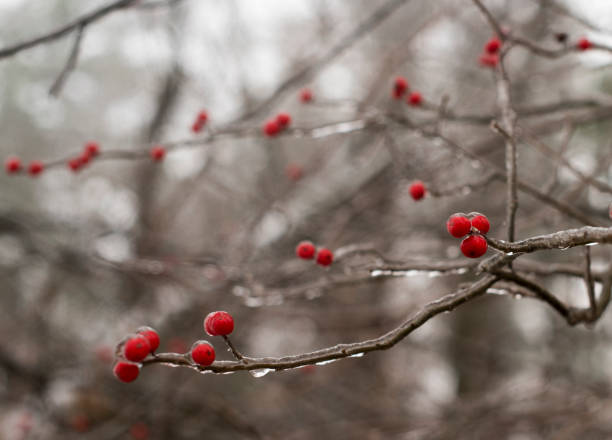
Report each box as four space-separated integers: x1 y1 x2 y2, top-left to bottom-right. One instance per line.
315 359 338 366
245 297 264 308
461 187 472 195
558 246 571 250
487 288 509 296
471 160 482 169
585 242 599 247
506 252 514 256
514 294 522 299
350 352 365 358
249 368 273 378
427 271 442 278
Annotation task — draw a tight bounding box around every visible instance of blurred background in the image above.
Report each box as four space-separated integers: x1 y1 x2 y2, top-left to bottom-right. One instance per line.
1 0 612 438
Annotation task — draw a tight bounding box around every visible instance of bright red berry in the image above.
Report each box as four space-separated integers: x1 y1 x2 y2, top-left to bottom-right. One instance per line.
190 340 216 366
296 240 316 259
479 53 499 68
84 142 100 157
5 157 21 174
407 92 422 106
316 248 333 266
300 88 313 103
191 121 203 133
204 311 234 336
196 110 208 125
409 181 426 200
137 327 160 353
276 112 291 128
68 157 82 172
263 120 281 137
285 163 303 181
123 335 151 362
130 422 149 440
78 153 91 166
28 161 44 176
150 145 165 161
485 37 501 54
577 37 592 51
471 214 490 234
113 361 140 383
460 235 488 258
392 76 408 99
446 214 471 238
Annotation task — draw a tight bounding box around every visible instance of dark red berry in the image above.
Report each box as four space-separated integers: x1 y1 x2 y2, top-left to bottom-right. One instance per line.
123 335 151 362
409 181 426 200
393 76 408 99
479 53 499 68
130 422 149 440
204 311 234 336
296 241 316 259
471 214 490 234
577 37 592 51
113 361 140 383
150 146 165 161
407 92 422 106
137 327 160 353
316 248 333 266
190 340 216 366
68 157 82 172
5 157 21 174
485 37 501 54
28 161 44 176
460 235 488 258
446 214 471 238
84 142 100 157
276 112 291 128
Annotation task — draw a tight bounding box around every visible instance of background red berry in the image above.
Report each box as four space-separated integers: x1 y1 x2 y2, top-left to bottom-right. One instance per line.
300 88 313 102
485 37 501 54
28 161 44 176
84 142 100 157
150 146 165 161
577 37 592 50
409 181 426 200
190 340 216 366
263 120 281 137
393 76 408 99
460 235 488 258
113 361 140 383
479 53 499 67
5 157 21 173
446 214 472 238
316 248 333 266
276 112 291 128
408 92 422 106
296 240 316 259
204 311 235 336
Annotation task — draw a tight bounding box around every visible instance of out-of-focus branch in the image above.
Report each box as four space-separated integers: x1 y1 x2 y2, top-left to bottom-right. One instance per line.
49 24 85 97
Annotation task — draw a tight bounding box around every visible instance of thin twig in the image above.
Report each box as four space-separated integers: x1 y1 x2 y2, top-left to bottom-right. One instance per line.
584 247 596 314
222 335 244 361
49 24 85 97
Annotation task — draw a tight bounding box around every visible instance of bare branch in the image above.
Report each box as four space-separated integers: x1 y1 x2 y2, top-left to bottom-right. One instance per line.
49 24 85 97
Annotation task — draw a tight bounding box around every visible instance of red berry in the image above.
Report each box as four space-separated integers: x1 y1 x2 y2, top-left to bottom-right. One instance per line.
393 76 408 99
479 53 499 68
196 110 208 125
460 235 488 258
123 335 151 362
150 145 165 161
113 361 140 383
285 163 303 181
84 142 100 157
485 37 501 54
316 248 333 266
130 422 149 440
137 327 160 353
577 37 592 51
409 181 426 200
190 340 216 366
300 88 313 103
471 214 490 234
407 92 422 106
204 311 234 336
68 157 82 172
78 153 91 166
296 240 316 259
5 157 21 174
446 214 471 238
276 112 291 128
28 161 44 176
263 120 281 137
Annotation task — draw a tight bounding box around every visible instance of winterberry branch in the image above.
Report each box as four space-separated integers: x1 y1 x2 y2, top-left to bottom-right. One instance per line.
222 336 244 361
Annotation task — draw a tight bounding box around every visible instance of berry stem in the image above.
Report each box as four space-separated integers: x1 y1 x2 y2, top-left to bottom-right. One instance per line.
222 335 244 361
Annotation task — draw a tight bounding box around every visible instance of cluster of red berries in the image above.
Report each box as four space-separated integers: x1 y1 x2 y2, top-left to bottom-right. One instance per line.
409 180 426 201
446 212 490 258
300 88 313 103
479 36 501 68
67 141 100 172
391 76 423 106
296 241 333 266
263 112 292 137
191 110 208 133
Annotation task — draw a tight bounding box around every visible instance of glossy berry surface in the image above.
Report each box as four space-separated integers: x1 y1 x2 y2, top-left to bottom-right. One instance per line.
123 335 151 362
316 248 333 266
190 340 216 366
5 157 21 173
150 146 165 161
137 327 160 353
204 311 235 336
28 161 44 176
409 181 426 200
460 235 488 258
471 214 490 234
446 214 472 238
113 361 140 383
296 241 316 259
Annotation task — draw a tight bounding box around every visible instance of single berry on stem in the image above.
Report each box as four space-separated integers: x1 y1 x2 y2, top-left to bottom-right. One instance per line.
5 157 21 174
137 326 160 353
577 37 592 51
84 142 100 157
316 248 333 266
409 181 426 201
150 145 165 161
190 340 216 366
407 92 422 106
204 311 234 336
460 235 488 258
446 214 471 238
123 334 151 362
113 361 140 383
485 37 501 54
28 161 44 176
296 240 316 259
471 214 490 234
263 120 281 137
196 110 208 125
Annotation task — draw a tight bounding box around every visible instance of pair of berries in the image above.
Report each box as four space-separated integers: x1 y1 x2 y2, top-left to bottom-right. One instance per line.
300 88 313 103
409 181 426 201
191 311 235 366
446 213 490 258
191 110 208 133
391 76 423 105
296 241 333 266
263 112 292 137
68 141 101 172
113 326 160 383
